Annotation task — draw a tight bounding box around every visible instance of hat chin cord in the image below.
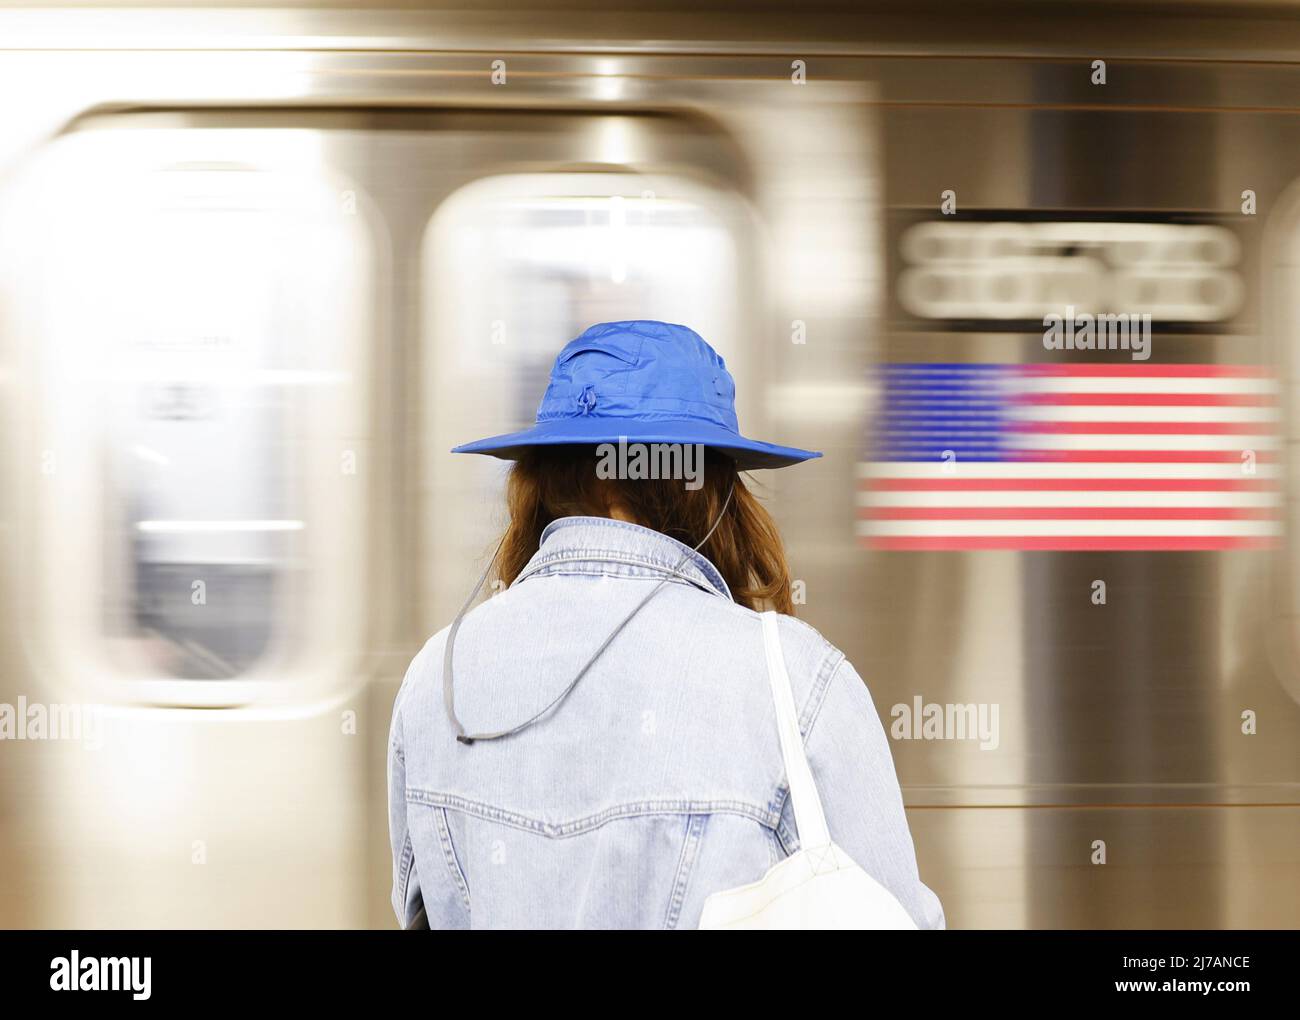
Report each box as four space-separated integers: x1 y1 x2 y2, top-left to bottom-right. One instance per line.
442 482 736 745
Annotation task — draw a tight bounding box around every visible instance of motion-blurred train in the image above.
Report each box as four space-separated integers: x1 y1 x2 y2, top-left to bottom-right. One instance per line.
0 0 1296 928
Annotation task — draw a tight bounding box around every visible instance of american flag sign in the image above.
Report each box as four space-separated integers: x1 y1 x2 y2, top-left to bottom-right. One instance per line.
859 363 1281 551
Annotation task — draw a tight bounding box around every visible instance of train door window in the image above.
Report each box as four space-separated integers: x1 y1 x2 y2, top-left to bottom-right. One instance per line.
3 123 373 704
422 172 756 622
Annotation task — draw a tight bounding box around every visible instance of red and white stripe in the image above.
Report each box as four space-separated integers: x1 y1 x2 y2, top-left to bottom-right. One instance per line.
859 365 1282 551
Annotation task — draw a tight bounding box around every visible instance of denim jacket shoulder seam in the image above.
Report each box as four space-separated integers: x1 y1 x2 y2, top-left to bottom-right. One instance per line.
800 644 848 739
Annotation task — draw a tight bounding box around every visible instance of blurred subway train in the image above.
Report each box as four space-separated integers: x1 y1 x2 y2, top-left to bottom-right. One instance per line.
0 0 1297 929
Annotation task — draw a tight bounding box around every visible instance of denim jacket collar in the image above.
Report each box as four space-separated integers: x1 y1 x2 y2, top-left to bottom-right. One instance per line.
513 515 733 601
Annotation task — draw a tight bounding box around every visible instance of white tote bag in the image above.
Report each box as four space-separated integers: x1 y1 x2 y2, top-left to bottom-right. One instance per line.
698 611 919 930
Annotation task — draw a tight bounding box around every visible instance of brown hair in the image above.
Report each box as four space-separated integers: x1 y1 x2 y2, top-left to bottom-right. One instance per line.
494 445 796 614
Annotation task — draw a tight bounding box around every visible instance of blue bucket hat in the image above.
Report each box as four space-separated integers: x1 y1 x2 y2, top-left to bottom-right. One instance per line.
452 320 821 470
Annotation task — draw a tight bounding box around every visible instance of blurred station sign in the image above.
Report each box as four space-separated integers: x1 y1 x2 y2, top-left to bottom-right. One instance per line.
887 210 1257 333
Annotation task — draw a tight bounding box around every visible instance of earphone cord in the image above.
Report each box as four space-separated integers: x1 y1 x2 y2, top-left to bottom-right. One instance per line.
443 483 737 745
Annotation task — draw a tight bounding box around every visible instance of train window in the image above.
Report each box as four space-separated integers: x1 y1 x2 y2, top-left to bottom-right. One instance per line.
4 124 372 701
422 172 753 622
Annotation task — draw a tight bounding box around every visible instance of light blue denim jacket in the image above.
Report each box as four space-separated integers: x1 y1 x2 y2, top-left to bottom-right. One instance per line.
388 516 945 929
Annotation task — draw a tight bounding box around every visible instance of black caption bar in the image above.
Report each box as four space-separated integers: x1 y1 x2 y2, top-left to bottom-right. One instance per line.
0 930 1288 1007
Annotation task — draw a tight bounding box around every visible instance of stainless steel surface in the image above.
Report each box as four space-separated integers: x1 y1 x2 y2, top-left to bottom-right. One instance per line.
0 2 1295 929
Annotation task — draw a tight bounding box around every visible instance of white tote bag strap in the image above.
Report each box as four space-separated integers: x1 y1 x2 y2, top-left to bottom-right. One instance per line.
760 611 832 850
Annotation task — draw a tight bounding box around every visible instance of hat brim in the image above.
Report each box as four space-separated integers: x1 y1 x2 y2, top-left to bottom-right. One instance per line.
451 417 821 471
